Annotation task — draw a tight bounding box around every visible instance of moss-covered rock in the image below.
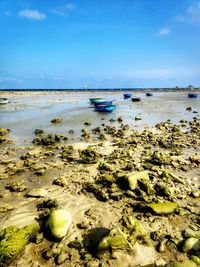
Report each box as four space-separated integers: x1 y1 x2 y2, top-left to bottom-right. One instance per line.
84 183 109 202
51 118 62 124
151 151 171 165
0 128 10 143
79 146 99 163
164 259 197 267
98 174 116 185
99 162 115 172
147 202 178 215
162 171 184 184
97 229 131 259
183 237 200 252
0 128 9 136
120 171 149 190
0 223 39 267
46 209 72 240
120 215 151 246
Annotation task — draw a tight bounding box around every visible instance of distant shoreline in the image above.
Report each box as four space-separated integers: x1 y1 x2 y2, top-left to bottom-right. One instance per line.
0 87 200 92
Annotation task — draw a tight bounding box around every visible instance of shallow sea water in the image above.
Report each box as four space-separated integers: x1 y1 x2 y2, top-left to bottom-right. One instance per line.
0 91 199 145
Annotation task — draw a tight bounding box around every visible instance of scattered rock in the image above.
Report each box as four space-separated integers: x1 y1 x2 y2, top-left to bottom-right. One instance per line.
146 202 178 215
26 188 48 198
79 146 99 163
51 118 62 124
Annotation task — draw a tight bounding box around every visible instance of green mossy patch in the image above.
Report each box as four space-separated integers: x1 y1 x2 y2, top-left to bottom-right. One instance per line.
0 223 39 267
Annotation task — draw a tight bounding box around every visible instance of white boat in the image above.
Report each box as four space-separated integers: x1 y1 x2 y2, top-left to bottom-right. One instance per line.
0 98 9 104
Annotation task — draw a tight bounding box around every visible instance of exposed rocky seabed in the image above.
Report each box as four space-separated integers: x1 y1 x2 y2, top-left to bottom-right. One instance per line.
0 91 199 267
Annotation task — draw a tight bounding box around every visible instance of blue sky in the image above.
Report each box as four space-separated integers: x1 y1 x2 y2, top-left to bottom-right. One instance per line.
0 0 200 89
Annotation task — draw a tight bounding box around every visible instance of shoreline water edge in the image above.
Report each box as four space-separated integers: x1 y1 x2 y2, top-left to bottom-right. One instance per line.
0 90 200 267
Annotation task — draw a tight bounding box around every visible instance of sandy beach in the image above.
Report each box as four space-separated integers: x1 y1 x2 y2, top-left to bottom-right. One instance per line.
0 90 199 267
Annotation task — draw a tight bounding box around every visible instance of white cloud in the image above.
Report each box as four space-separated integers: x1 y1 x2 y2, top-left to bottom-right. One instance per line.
174 1 200 24
18 9 46 20
0 77 23 83
157 28 171 36
50 3 76 16
187 1 200 23
65 3 76 11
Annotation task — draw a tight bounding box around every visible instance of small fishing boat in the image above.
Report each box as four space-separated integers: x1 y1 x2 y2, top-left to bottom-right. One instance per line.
146 92 153 97
188 93 198 98
95 105 116 112
94 100 115 107
123 93 132 99
0 98 9 104
89 98 103 104
132 97 141 102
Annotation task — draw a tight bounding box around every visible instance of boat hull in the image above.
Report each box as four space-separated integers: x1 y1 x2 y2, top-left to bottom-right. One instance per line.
89 98 103 104
123 93 132 99
146 93 153 97
0 98 9 104
94 100 114 107
95 105 116 112
188 93 198 98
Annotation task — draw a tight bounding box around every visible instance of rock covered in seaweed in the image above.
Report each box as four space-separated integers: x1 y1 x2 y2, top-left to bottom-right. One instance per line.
79 146 99 163
0 223 39 267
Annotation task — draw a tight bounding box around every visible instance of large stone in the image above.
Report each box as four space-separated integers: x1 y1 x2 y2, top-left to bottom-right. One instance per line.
147 202 178 215
26 188 48 198
183 237 200 252
46 209 72 240
0 223 39 267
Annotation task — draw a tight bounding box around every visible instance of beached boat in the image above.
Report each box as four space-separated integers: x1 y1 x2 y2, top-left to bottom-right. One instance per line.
95 105 116 112
188 93 198 98
94 100 115 107
146 92 153 97
0 98 9 104
132 97 141 102
89 98 103 104
123 93 132 99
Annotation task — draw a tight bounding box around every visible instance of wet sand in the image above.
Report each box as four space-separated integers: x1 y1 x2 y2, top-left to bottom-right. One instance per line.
0 91 199 267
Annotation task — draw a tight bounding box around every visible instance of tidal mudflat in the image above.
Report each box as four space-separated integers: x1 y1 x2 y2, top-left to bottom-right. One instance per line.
0 91 199 267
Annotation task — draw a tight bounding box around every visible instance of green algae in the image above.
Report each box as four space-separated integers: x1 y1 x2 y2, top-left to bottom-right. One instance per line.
0 223 39 267
147 202 178 215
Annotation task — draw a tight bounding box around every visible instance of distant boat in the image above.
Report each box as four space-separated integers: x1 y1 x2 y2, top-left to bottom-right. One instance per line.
132 97 141 102
89 98 103 104
123 93 132 99
188 93 198 98
146 92 153 97
0 98 9 104
94 100 115 107
95 105 116 112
